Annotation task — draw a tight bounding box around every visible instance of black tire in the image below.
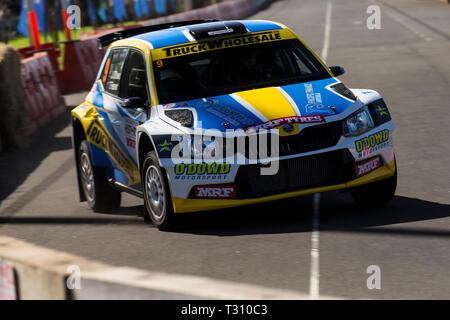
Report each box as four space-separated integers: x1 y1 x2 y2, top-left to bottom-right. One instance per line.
142 151 176 230
350 160 397 208
78 140 121 212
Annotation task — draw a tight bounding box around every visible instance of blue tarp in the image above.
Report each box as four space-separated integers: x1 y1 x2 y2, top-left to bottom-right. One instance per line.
87 0 97 24
17 0 47 36
154 0 167 15
114 0 128 21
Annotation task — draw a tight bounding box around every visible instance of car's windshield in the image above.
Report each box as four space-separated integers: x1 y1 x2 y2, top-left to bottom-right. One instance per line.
153 39 330 104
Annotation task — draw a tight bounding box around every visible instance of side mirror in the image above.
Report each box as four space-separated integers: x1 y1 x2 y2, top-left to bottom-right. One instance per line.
122 97 147 109
329 66 345 77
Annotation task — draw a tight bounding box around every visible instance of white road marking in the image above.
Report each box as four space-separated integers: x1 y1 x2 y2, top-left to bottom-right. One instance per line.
309 193 321 298
321 2 333 63
309 1 333 298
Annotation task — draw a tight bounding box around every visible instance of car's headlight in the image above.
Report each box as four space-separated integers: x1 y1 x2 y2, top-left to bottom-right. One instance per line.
165 109 193 127
343 106 375 137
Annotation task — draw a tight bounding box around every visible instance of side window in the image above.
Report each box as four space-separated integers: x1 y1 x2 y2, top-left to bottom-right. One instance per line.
119 50 149 102
101 48 129 96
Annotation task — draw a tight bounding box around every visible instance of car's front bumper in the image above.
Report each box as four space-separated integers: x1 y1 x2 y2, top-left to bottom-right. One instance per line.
160 121 395 213
170 159 395 213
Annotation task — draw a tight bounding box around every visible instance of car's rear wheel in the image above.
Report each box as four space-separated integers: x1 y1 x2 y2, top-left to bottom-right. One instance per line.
350 159 397 207
142 151 176 230
78 140 121 212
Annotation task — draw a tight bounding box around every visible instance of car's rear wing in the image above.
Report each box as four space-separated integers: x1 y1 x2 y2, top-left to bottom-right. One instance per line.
97 20 218 49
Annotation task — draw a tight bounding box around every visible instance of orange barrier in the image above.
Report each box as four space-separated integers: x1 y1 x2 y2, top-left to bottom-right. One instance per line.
21 52 66 134
59 39 107 94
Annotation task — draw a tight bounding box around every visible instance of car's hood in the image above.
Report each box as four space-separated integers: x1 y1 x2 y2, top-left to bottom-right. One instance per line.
161 78 357 132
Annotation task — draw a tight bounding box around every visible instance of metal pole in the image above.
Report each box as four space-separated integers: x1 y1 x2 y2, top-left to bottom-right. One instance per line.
27 0 33 47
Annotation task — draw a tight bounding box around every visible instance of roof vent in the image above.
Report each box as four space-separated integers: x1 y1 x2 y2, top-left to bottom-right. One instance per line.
188 22 248 40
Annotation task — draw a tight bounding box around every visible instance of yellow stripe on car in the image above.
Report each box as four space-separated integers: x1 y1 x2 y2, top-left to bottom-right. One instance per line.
236 87 300 136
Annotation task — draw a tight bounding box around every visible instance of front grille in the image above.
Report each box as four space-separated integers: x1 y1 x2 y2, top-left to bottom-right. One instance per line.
279 121 343 156
235 149 355 198
240 121 343 159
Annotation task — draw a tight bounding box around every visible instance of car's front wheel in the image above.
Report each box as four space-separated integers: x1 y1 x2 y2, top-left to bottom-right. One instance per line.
350 159 397 207
142 151 176 230
78 140 121 212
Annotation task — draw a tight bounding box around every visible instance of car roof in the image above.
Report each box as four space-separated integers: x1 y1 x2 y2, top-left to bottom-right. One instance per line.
129 20 286 49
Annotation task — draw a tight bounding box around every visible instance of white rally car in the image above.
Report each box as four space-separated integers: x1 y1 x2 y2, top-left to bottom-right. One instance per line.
72 20 397 230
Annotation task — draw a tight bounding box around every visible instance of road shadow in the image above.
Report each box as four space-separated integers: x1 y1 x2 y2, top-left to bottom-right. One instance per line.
96 205 145 219
1 191 448 237
0 107 73 202
169 192 450 237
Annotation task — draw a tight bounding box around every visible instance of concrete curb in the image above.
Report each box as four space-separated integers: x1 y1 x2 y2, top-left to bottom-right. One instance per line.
0 236 340 300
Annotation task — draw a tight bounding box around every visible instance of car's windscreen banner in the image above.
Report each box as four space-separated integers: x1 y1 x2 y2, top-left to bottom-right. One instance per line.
151 29 297 61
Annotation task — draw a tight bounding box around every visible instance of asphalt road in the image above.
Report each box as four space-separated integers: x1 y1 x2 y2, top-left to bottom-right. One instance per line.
1 0 449 299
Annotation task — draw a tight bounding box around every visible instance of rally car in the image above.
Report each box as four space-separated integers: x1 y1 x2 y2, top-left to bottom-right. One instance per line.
72 20 397 230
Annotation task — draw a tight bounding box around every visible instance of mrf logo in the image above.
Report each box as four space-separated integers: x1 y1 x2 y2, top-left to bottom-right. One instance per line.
195 186 236 199
356 156 381 178
355 129 390 153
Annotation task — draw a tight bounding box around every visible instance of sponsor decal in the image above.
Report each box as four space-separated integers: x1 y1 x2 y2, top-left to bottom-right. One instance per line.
194 185 237 199
208 28 235 36
303 84 336 116
158 140 173 152
174 163 230 181
375 105 388 116
305 103 335 115
355 129 390 156
304 83 315 103
368 99 391 126
163 103 177 109
315 93 322 103
206 104 254 127
244 115 325 133
153 30 295 60
164 102 188 109
86 120 139 185
125 124 136 138
126 138 136 148
282 123 295 133
356 156 382 178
